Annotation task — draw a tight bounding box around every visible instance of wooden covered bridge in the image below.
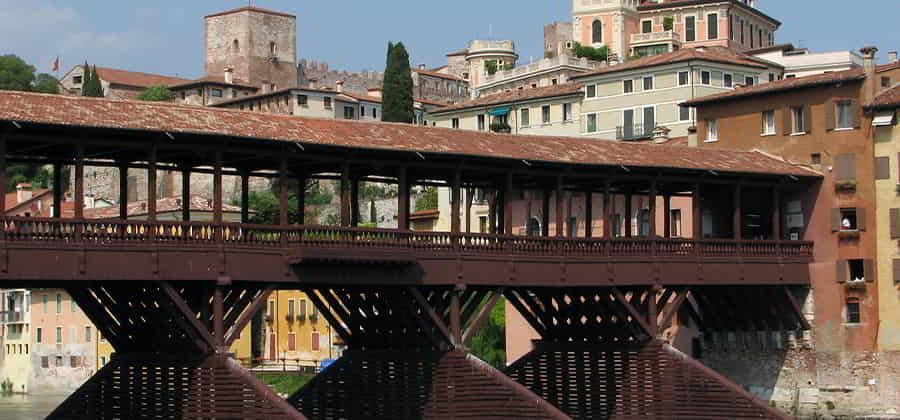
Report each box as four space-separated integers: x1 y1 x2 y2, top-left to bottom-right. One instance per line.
0 91 820 419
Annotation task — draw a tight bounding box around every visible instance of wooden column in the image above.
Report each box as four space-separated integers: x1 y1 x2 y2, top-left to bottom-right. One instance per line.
541 188 551 237
240 170 250 224
772 186 781 240
648 180 657 237
624 189 633 237
279 158 289 226
296 172 306 225
450 287 462 346
450 169 461 234
73 144 84 219
555 176 564 237
0 138 6 214
118 163 128 220
212 150 222 225
397 167 410 230
663 193 672 238
147 146 158 222
465 189 473 233
693 183 703 239
733 184 742 240
213 285 225 348
503 173 514 234
603 180 612 238
340 163 351 227
584 189 593 238
52 163 62 218
181 164 191 222
350 175 360 227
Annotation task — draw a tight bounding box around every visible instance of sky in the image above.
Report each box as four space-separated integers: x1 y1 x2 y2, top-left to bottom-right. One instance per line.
0 0 897 79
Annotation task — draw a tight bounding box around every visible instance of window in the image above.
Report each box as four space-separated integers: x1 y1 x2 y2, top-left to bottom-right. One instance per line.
563 103 573 122
41 356 49 369
707 13 718 39
287 333 296 351
791 106 807 134
55 356 62 367
586 114 597 133
670 209 682 237
551 78 558 85
71 356 80 368
477 114 486 131
360 106 366 118
526 218 541 236
769 73 776 82
642 20 652 34
297 95 308 106
343 106 355 120
678 71 689 86
211 89 223 98
836 100 853 129
592 20 603 44
679 105 692 122
323 97 332 109
846 298 861 324
706 119 718 142
586 84 596 98
542 105 551 124
55 326 62 344
232 39 240 53
35 327 41 343
85 326 91 342
744 76 755 86
623 79 633 94
612 214 623 237
73 76 82 84
882 77 892 88
724 73 733 88
269 42 277 56
839 208 860 231
311 331 321 351
700 71 710 85
452 118 460 129
685 16 696 42
567 217 577 238
372 108 377 119
520 108 530 127
762 110 775 135
56 293 61 314
287 299 295 319
642 76 654 91
811 153 822 165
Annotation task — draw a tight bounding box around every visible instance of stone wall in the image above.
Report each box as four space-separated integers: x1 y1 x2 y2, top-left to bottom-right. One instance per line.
205 10 298 90
299 60 382 95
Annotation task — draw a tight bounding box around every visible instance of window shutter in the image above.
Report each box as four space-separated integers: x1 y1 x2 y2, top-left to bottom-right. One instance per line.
835 154 856 181
831 208 842 232
803 105 813 133
836 260 849 283
824 99 835 130
847 154 857 181
782 108 792 135
894 259 900 284
875 156 891 180
850 99 860 128
856 208 866 231
890 208 900 239
864 259 875 283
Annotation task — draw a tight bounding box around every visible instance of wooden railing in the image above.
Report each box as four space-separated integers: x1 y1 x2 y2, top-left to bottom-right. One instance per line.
0 217 813 260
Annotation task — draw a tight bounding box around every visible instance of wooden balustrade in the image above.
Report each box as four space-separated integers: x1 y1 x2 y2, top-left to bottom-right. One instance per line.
0 217 813 260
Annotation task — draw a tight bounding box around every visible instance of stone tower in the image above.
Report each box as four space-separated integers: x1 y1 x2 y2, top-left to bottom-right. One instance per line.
204 6 298 91
571 0 640 61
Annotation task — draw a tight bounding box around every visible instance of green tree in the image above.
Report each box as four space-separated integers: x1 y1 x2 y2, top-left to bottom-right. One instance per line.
137 85 175 101
573 42 609 62
81 64 104 97
414 187 438 211
663 16 674 31
5 164 53 192
32 73 59 94
0 55 36 91
470 299 506 368
382 42 414 123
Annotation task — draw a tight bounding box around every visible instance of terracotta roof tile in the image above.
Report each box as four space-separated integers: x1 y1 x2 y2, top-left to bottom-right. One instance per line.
431 84 583 113
205 6 295 19
682 68 866 106
95 67 192 89
867 85 900 110
0 91 819 178
4 189 51 217
571 47 773 80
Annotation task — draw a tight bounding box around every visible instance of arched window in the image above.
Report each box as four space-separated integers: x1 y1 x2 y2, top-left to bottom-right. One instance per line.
592 20 603 44
232 39 240 53
269 41 277 56
526 218 541 237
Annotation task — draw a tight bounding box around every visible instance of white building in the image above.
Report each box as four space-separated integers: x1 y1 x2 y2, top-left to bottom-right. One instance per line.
750 44 864 78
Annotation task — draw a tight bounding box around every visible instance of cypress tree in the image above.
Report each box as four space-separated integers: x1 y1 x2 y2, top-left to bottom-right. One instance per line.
81 63 104 97
382 42 415 123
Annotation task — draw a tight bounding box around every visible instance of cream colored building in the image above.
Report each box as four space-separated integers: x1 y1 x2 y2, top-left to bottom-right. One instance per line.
750 44 865 79
429 84 584 137
573 46 781 140
213 86 364 120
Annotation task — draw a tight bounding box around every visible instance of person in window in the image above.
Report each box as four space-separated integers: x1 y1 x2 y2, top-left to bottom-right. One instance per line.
842 217 852 230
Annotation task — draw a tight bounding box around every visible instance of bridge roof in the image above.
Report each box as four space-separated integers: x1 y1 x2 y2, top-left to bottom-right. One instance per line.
0 91 819 178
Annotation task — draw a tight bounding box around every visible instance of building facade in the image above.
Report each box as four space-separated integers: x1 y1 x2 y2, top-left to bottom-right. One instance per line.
750 44 865 79
58 66 190 100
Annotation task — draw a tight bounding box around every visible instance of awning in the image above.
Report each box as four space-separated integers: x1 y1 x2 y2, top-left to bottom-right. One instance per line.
488 106 511 116
872 110 896 127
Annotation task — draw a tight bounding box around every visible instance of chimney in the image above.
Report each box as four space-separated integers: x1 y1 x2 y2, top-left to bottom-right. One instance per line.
889 51 898 63
15 183 32 204
224 67 234 84
687 126 699 148
308 78 318 89
652 126 671 144
335 80 344 93
860 46 878 102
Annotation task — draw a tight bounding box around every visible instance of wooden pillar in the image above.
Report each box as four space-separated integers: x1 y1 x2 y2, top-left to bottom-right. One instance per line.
541 188 551 237
450 287 462 346
181 164 192 222
648 180 657 237
397 168 410 230
772 186 781 240
503 173 514 235
350 174 360 227
693 183 702 239
555 176 564 237
465 189 473 233
279 158 289 226
212 150 222 225
240 170 250 224
663 193 672 238
624 189 633 237
52 163 62 218
0 138 6 214
213 286 225 348
73 144 84 219
733 184 742 240
648 285 659 337
296 172 306 225
118 163 128 220
147 146 158 222
603 180 612 238
584 189 593 238
340 163 351 227
451 169 461 234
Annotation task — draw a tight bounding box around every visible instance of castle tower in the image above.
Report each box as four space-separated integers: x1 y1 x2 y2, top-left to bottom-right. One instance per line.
204 6 298 91
572 0 640 61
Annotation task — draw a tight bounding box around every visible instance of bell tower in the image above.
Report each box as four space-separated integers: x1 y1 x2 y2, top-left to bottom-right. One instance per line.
571 0 639 61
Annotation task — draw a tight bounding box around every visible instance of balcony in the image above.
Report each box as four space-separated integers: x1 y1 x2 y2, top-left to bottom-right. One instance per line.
2 310 25 323
616 124 655 141
630 31 681 49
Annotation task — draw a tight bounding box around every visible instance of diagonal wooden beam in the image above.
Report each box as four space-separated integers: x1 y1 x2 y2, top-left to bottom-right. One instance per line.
304 288 353 346
224 285 275 347
67 287 128 351
409 286 456 346
659 287 690 331
397 288 450 350
611 287 654 338
782 286 812 330
160 281 218 351
152 286 212 353
683 294 706 331
504 289 549 338
462 288 503 345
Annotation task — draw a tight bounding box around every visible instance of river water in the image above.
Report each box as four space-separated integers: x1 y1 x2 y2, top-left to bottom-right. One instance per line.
0 393 65 419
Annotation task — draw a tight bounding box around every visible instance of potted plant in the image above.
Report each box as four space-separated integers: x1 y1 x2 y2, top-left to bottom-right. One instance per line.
834 180 857 192
490 121 511 134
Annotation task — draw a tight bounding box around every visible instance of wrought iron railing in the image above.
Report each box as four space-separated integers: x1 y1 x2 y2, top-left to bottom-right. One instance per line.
0 217 813 260
616 124 654 141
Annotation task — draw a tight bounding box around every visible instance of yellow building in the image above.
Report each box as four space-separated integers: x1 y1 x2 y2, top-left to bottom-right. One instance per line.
262 291 337 367
871 86 900 351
